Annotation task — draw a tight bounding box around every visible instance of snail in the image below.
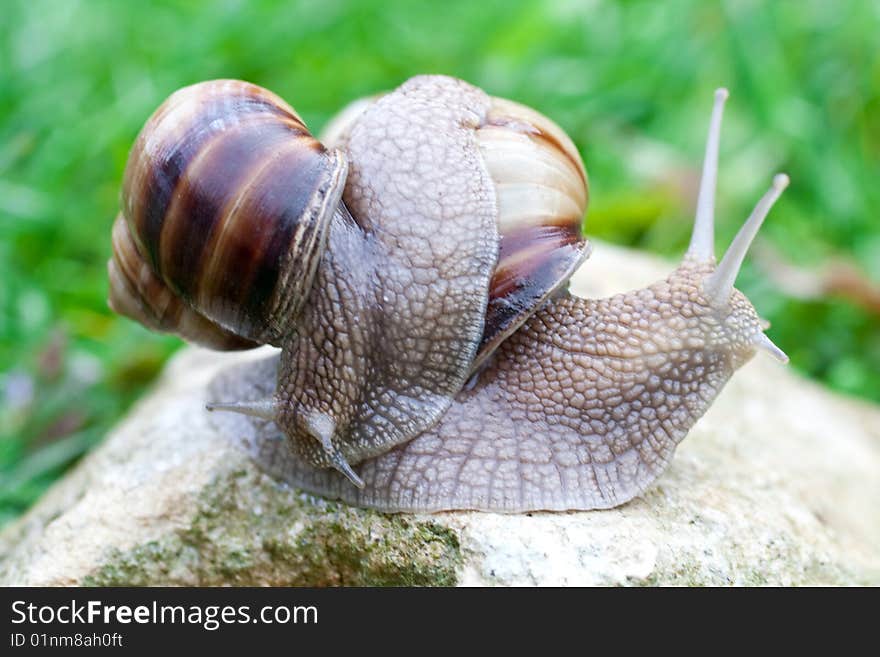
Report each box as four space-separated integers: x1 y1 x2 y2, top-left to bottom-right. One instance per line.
108 75 788 513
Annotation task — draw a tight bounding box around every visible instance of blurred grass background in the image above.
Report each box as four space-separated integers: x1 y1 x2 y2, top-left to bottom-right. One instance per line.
1 0 878 526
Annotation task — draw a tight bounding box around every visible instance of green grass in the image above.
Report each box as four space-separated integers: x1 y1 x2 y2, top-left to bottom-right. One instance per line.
1 0 878 526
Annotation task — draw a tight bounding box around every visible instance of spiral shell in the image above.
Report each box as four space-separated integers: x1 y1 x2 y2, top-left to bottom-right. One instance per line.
108 213 258 349
110 79 347 346
473 97 589 370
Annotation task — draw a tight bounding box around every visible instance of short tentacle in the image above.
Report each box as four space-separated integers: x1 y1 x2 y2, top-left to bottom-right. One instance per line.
327 451 365 489
754 331 789 364
206 398 278 420
302 410 364 487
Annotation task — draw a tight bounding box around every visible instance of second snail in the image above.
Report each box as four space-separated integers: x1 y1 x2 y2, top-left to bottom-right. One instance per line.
109 75 788 513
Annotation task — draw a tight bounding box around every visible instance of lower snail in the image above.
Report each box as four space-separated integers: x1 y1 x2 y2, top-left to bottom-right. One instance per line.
109 75 788 512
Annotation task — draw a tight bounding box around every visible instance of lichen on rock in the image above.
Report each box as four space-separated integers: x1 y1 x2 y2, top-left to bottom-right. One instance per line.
83 468 461 587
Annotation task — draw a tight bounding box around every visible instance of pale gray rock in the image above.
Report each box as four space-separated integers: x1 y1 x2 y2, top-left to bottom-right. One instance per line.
1 243 878 586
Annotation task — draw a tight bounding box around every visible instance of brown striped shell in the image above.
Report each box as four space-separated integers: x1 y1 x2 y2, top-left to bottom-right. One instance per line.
109 213 259 350
473 97 589 371
320 92 589 372
109 79 347 347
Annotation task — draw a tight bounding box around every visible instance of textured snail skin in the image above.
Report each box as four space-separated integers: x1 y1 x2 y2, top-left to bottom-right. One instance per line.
211 261 765 512
275 77 500 471
115 76 788 510
110 76 593 480
322 88 591 376
110 78 516 477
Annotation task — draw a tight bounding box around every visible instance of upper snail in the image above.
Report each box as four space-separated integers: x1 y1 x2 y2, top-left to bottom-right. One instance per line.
109 75 788 513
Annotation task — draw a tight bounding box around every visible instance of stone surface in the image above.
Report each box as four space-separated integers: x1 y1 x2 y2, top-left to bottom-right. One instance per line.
1 243 878 586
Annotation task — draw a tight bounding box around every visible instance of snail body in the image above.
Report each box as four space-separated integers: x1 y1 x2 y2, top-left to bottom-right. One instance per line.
109 76 788 512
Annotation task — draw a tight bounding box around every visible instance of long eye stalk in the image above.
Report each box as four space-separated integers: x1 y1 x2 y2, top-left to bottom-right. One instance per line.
687 88 729 261
685 88 790 363
706 173 790 305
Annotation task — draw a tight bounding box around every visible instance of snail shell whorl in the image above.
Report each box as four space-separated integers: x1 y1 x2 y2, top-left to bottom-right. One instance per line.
114 79 347 346
473 97 590 370
108 214 259 350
